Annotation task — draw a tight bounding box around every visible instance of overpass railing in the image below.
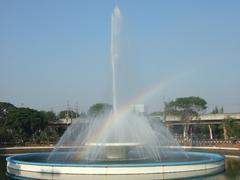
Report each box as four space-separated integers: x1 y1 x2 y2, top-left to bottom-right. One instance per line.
176 138 240 146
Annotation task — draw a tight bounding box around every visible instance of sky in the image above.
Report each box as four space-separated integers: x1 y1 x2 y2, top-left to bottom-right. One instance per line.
0 0 240 113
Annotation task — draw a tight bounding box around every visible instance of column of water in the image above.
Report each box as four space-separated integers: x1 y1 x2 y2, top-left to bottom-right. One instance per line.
111 6 121 117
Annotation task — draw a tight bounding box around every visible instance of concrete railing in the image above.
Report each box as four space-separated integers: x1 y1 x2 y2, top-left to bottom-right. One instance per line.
151 113 240 122
177 139 240 146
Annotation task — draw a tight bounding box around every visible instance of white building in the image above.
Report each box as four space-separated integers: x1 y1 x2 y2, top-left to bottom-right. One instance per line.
133 104 145 114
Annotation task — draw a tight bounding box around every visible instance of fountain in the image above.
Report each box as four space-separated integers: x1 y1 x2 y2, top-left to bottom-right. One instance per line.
6 5 224 180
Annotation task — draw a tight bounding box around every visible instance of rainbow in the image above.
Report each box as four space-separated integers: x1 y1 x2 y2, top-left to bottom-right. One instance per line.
83 81 168 154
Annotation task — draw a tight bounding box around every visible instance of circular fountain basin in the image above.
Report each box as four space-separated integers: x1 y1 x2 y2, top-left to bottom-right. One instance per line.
6 151 224 180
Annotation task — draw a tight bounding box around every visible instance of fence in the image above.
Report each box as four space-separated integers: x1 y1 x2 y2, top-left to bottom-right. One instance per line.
177 138 240 146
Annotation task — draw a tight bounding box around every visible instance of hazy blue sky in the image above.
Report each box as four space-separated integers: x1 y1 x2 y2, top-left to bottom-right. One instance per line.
1 0 240 113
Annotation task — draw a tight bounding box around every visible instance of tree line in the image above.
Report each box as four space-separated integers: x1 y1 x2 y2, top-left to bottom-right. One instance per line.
1 98 240 145
0 102 112 145
0 102 57 144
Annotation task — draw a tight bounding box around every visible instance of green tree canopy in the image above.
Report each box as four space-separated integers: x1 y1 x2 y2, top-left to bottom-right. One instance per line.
7 108 48 137
87 103 112 117
0 102 18 138
211 106 224 114
164 96 207 139
58 110 79 119
221 116 240 140
0 102 17 123
0 102 61 144
0 102 16 111
40 111 57 122
165 96 207 121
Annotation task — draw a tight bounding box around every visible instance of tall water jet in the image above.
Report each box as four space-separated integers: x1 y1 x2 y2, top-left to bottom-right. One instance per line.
111 5 121 116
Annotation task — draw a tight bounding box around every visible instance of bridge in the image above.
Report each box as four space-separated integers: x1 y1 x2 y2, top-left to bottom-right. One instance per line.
150 113 240 125
150 113 240 140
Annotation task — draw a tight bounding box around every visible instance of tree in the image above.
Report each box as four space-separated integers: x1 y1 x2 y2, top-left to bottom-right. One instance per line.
40 111 57 122
0 102 17 144
0 102 61 144
212 106 219 114
220 107 224 113
192 124 209 139
87 103 112 117
211 106 224 114
0 102 17 126
58 110 79 119
164 96 207 140
7 108 48 143
221 116 240 140
0 102 16 111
